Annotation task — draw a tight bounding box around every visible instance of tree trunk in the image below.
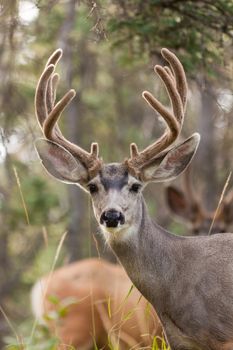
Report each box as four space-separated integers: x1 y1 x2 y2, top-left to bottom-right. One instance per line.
58 0 89 261
196 79 218 210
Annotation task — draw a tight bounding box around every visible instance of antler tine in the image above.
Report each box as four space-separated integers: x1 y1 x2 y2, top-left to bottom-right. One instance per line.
35 49 63 120
161 48 188 111
35 64 55 128
43 89 76 140
164 66 175 82
127 49 186 172
43 49 62 114
46 73 59 114
46 49 62 113
46 48 63 68
35 49 62 125
43 77 98 163
154 64 184 124
35 49 101 174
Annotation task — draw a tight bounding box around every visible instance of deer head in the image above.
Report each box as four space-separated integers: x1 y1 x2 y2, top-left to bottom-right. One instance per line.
35 48 200 242
166 166 233 235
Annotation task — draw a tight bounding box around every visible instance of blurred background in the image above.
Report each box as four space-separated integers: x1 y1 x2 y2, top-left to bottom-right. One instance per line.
0 0 233 348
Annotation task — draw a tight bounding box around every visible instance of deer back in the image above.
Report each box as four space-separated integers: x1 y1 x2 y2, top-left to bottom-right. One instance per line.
31 258 162 349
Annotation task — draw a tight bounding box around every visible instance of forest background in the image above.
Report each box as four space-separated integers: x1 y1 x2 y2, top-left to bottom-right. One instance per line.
0 0 233 348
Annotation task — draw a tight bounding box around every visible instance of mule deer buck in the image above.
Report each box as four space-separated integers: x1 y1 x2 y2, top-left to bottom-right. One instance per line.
166 166 233 235
31 258 161 349
34 48 233 350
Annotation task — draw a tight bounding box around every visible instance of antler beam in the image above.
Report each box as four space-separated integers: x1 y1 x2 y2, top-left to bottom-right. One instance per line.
126 48 188 174
35 49 101 175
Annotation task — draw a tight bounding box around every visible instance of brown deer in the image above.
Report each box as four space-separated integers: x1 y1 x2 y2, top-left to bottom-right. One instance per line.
34 48 233 350
166 166 233 235
31 258 161 349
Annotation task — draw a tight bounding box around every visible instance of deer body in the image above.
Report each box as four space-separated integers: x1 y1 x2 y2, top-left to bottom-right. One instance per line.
32 258 161 349
111 209 233 350
34 48 233 349
93 166 233 350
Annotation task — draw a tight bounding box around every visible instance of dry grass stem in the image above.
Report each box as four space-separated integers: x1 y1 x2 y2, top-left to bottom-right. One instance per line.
208 171 232 235
13 166 30 225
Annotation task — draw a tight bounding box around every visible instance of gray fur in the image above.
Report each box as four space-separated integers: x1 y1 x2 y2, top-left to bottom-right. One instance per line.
89 164 233 350
109 200 233 350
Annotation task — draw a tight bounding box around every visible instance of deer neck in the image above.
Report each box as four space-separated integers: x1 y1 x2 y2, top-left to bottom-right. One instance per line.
106 198 180 316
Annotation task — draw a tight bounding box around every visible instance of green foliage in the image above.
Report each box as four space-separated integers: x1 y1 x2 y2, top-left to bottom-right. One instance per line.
152 336 170 350
5 169 60 227
45 295 79 320
168 221 187 236
107 0 233 76
4 324 60 350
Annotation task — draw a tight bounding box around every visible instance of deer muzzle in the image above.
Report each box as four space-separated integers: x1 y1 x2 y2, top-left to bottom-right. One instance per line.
100 209 125 228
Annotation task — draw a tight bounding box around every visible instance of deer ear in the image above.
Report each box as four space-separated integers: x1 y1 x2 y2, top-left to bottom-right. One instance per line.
166 186 189 219
35 139 89 185
141 133 200 183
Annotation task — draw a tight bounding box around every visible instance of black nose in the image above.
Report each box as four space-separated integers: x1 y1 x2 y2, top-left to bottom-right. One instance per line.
100 209 125 228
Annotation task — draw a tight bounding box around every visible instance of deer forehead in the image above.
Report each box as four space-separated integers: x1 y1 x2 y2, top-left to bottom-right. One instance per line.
90 163 140 190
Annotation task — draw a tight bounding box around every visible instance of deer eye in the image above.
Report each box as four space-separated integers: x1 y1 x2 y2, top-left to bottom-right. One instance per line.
88 183 98 194
130 183 141 193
